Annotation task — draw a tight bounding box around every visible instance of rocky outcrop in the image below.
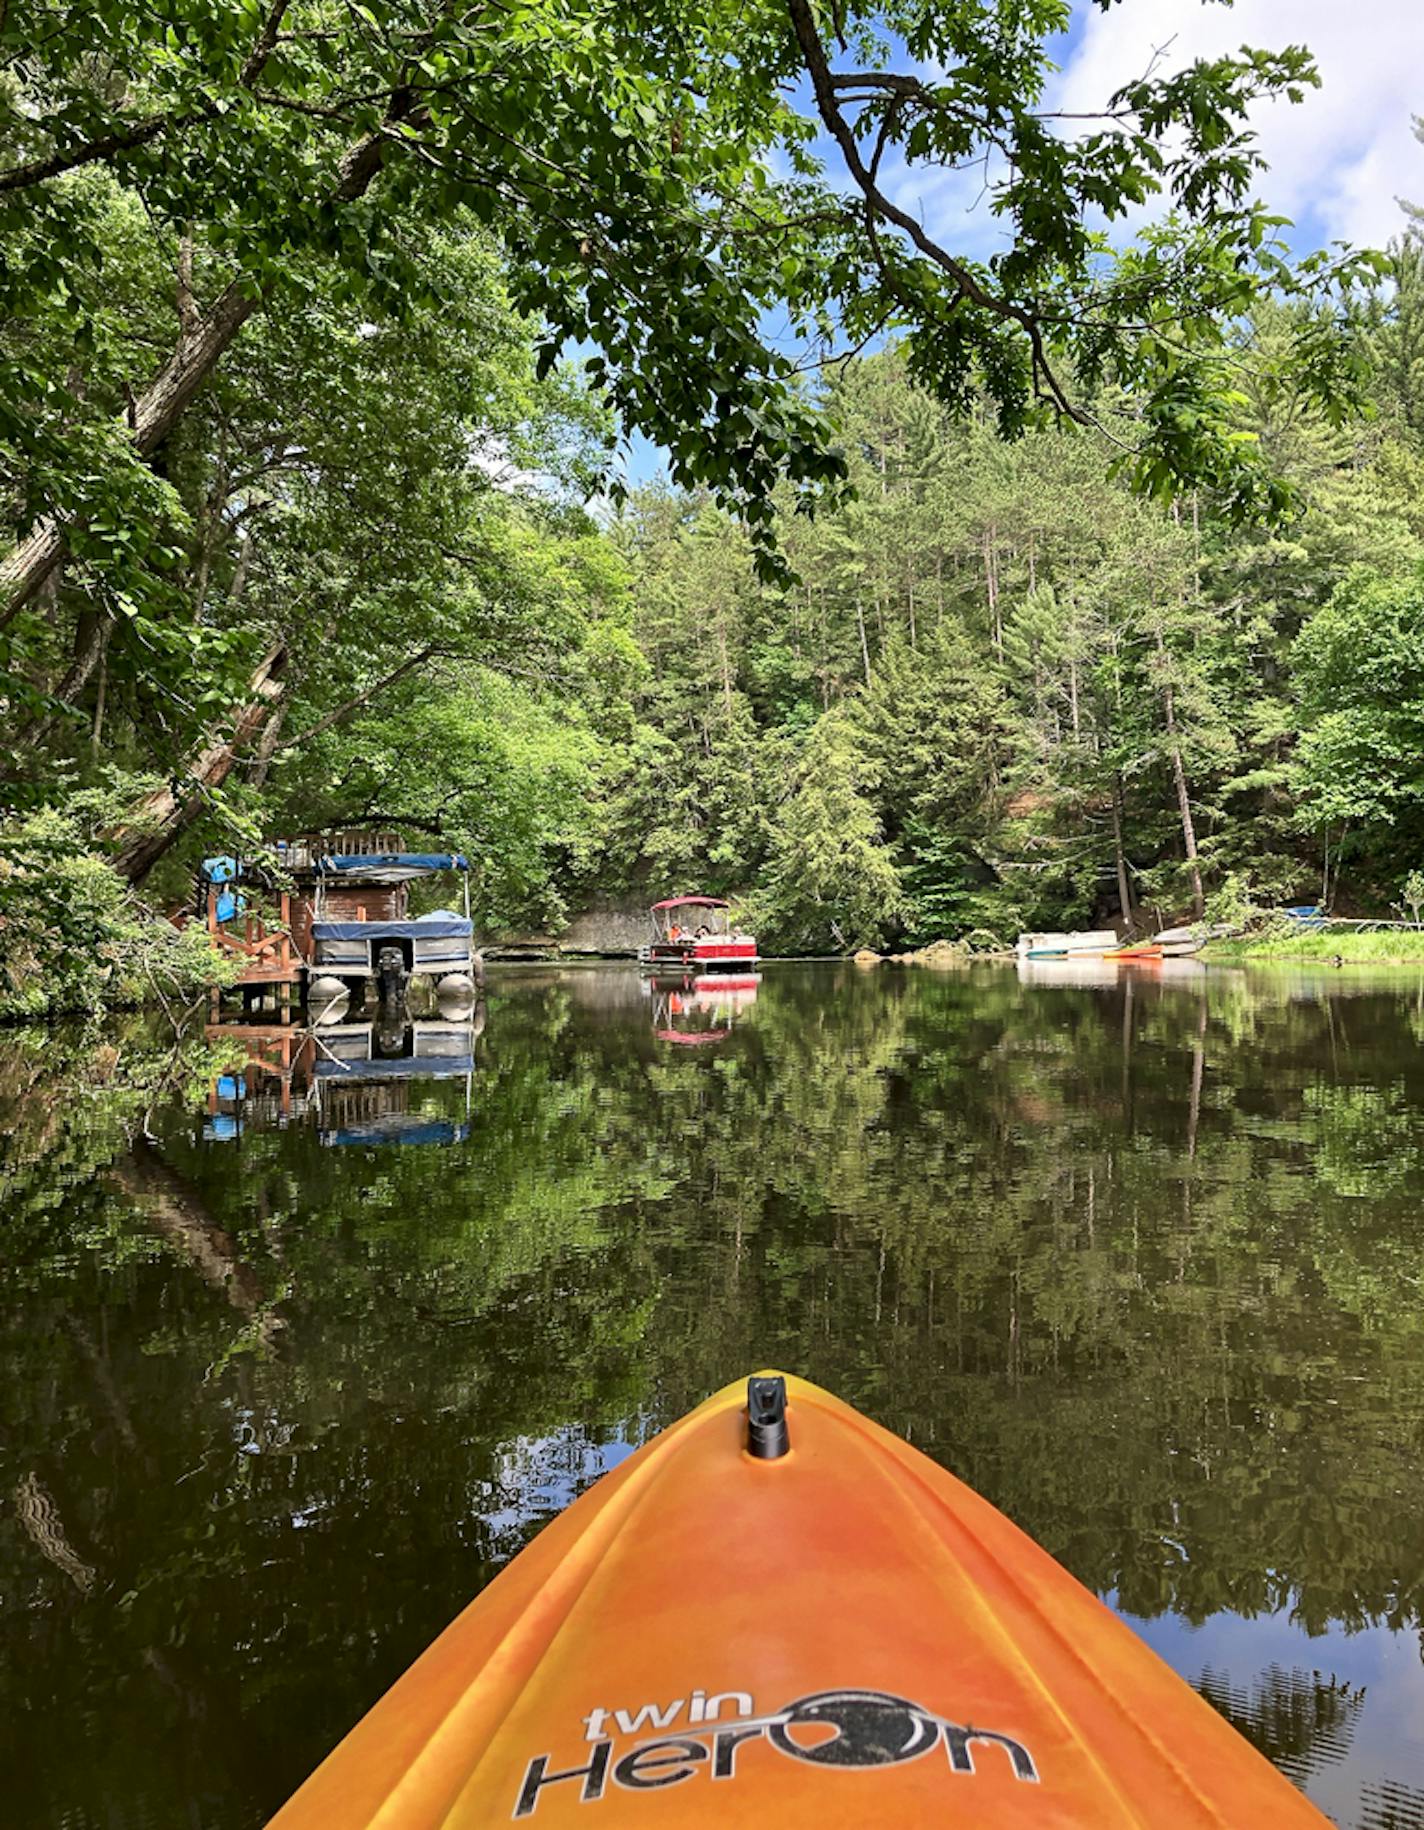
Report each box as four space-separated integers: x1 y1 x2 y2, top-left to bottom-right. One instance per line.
484 905 648 958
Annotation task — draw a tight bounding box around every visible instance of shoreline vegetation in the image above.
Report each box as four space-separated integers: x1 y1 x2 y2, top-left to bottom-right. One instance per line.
1202 929 1424 965
8 14 1424 1017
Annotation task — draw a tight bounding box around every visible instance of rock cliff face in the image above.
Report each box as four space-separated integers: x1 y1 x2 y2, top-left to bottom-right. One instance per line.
483 906 649 958
558 907 650 953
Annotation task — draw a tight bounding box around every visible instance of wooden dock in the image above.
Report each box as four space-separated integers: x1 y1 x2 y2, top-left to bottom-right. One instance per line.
205 891 302 988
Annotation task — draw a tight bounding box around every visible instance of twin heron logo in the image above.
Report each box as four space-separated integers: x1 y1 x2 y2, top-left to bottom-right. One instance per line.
513 1686 1039 1816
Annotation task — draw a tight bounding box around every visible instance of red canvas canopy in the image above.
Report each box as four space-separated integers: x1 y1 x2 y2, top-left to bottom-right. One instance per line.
650 895 729 911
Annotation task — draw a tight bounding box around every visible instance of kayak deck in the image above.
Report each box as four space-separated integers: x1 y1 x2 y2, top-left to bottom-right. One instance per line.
271 1373 1326 1826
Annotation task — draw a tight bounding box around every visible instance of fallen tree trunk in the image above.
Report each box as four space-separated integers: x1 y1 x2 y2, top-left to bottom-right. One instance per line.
109 640 287 883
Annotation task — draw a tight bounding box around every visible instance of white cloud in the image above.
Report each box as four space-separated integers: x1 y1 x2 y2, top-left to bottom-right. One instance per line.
1052 0 1424 249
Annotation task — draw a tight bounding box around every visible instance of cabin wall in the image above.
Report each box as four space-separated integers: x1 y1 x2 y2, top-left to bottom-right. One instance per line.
289 884 408 962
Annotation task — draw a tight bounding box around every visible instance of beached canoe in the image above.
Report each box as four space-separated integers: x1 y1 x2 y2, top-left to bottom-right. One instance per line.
1103 941 1164 962
270 1373 1327 1827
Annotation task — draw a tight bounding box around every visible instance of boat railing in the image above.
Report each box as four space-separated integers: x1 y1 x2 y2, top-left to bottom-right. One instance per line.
268 831 406 873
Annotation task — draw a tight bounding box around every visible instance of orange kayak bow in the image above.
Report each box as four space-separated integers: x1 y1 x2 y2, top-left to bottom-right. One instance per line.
271 1373 1327 1827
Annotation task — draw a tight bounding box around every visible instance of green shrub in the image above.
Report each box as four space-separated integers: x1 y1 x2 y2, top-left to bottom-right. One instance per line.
0 810 233 1019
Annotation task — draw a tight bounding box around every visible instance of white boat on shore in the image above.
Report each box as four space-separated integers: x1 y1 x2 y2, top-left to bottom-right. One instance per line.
1016 929 1119 961
1017 923 1228 962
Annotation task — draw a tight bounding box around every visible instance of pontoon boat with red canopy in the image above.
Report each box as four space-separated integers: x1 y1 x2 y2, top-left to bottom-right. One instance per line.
639 896 758 972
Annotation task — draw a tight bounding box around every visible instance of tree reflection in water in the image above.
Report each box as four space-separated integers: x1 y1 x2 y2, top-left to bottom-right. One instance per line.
4 963 1424 1825
1196 1665 1364 1787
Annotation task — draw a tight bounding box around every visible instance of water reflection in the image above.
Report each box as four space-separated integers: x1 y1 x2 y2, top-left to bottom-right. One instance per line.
641 970 762 1045
1015 953 1210 989
203 1012 483 1148
4 963 1424 1826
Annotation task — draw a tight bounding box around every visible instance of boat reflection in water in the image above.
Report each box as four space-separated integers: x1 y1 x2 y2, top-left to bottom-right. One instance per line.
204 999 482 1147
642 971 761 1045
202 1025 316 1139
1016 954 1207 990
312 1017 478 1147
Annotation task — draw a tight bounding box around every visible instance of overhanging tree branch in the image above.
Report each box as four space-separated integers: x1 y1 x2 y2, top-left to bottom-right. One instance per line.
787 0 1092 431
0 90 419 628
0 0 294 196
277 645 437 752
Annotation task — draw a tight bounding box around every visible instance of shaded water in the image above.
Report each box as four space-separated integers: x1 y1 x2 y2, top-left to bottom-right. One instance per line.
4 960 1424 1827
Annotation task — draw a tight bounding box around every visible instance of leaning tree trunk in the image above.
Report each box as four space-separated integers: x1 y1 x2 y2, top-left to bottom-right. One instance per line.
0 282 262 627
0 106 409 627
11 608 113 763
1110 775 1134 929
1155 628 1205 918
109 640 287 883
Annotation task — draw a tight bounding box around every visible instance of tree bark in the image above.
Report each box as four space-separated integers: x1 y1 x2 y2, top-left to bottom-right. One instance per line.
1163 687 1205 917
90 623 110 759
0 97 411 627
56 608 110 705
1155 628 1205 917
984 529 1001 655
8 609 113 764
1111 775 1134 929
109 640 288 883
246 704 287 790
855 596 871 685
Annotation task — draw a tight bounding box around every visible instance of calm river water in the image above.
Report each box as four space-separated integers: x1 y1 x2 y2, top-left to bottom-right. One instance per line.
5 960 1424 1827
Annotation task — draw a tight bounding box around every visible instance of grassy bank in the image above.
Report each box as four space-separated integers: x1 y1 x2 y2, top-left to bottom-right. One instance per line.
1204 929 1424 965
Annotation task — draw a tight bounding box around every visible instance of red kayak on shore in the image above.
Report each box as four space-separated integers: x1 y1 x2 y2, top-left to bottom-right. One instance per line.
271 1374 1327 1827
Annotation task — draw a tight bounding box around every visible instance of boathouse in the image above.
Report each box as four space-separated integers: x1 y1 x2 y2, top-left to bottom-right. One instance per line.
194 830 477 1002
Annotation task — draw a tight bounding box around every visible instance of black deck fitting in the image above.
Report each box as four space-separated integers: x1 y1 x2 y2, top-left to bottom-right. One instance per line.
747 1375 790 1460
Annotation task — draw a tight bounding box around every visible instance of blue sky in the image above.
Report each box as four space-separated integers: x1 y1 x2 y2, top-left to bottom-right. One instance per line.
616 0 1424 488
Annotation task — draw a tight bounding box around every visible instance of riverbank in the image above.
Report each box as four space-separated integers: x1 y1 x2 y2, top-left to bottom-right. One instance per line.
1204 929 1424 965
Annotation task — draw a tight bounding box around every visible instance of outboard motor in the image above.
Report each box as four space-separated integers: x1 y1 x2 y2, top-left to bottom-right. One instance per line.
375 942 408 1008
375 1010 408 1056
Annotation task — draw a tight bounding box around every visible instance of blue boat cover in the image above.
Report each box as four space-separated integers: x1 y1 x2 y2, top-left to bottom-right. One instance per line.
317 852 468 876
321 1118 471 1147
312 918 472 941
315 1053 474 1080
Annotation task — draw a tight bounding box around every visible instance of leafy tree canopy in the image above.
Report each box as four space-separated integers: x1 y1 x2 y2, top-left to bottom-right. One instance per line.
0 0 1385 619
